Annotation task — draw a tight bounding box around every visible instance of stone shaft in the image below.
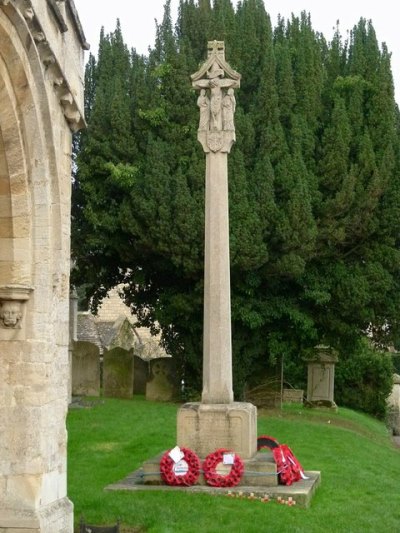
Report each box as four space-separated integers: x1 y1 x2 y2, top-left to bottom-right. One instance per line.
202 151 233 404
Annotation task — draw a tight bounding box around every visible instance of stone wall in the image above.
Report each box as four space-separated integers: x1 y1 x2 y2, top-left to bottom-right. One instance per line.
95 287 131 323
94 286 167 357
0 1 86 531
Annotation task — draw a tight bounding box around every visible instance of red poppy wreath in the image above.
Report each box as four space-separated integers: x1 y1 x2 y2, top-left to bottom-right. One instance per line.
203 448 244 487
159 447 201 486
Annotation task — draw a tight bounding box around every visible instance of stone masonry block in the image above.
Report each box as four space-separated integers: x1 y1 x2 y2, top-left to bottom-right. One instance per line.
177 402 257 459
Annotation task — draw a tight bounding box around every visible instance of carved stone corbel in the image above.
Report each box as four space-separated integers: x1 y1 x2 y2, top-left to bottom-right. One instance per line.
43 52 56 67
23 7 34 20
33 31 46 44
63 105 81 132
60 91 73 105
0 285 32 330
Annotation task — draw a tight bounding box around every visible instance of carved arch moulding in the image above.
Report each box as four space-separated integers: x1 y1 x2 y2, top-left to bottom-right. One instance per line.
0 0 87 132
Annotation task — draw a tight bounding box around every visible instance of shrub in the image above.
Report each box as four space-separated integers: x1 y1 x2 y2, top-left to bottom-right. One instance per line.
335 339 393 419
391 353 400 375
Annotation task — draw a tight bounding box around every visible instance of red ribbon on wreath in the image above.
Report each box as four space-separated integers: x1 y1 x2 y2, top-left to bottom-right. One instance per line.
160 447 201 486
272 444 308 486
203 448 244 487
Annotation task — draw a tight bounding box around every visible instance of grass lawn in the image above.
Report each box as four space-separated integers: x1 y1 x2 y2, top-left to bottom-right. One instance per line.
67 397 400 532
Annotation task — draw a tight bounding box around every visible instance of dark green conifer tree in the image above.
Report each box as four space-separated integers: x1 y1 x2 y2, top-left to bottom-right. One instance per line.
72 2 400 400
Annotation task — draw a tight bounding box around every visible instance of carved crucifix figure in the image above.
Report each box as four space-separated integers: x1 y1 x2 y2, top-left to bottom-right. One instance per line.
192 40 240 153
191 41 241 404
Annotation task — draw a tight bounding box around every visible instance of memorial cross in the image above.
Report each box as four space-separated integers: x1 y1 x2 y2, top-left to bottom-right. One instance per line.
191 41 241 403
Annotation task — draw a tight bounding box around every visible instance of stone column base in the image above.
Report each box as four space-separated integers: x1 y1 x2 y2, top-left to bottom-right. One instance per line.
177 402 257 459
0 497 73 533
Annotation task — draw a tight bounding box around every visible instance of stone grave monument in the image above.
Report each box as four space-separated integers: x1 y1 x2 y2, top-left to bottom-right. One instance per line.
177 41 257 460
103 347 134 399
306 345 338 408
387 373 400 435
72 341 101 397
146 358 178 402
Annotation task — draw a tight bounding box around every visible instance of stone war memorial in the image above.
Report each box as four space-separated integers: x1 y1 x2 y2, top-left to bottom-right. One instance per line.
0 0 86 531
110 41 319 505
177 41 258 460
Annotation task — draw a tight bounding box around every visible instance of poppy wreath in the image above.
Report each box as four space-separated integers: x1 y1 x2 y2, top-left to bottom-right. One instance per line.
159 447 201 486
203 448 244 487
272 444 307 486
257 435 280 451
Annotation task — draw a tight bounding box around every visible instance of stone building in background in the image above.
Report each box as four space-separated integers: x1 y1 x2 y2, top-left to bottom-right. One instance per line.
77 286 168 359
71 286 170 398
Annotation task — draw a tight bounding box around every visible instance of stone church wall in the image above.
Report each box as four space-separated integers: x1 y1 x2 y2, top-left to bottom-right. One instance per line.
0 1 87 531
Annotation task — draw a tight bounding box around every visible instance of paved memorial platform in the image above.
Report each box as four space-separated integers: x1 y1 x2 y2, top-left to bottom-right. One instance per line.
105 456 321 509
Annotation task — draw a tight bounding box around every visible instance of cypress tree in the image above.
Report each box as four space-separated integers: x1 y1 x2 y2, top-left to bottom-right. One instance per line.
72 2 400 395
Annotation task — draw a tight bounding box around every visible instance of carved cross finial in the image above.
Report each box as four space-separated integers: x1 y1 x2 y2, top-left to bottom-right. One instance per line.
208 40 225 59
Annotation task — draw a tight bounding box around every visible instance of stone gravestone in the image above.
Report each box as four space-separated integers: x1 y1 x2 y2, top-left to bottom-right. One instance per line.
72 341 100 396
146 358 178 402
103 348 134 399
177 41 257 460
133 355 149 395
387 373 400 435
306 345 338 408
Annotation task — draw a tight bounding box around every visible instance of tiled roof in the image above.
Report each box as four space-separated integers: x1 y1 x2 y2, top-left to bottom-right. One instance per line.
77 313 102 349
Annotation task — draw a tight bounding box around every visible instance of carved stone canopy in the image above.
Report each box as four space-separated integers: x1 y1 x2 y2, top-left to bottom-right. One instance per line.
191 40 241 84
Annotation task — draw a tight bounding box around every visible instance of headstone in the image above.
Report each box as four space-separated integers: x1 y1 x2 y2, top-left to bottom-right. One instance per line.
176 41 257 459
306 345 338 408
72 341 100 397
146 358 178 402
387 374 400 435
103 347 133 399
133 355 149 395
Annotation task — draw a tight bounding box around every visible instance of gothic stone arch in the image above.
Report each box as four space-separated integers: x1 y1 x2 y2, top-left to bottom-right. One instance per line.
0 1 86 531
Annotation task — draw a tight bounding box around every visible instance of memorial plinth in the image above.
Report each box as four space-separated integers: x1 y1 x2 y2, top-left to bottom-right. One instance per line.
177 402 257 459
177 41 257 460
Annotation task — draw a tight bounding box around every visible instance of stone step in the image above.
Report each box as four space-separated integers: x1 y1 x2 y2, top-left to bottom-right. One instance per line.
107 466 321 509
